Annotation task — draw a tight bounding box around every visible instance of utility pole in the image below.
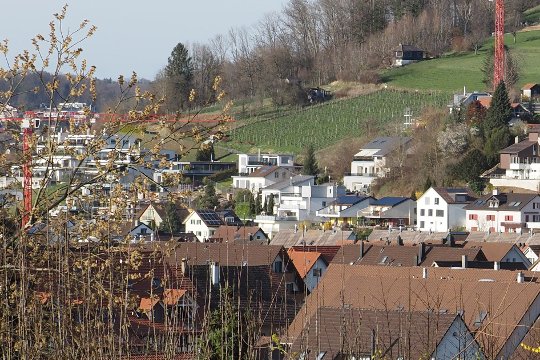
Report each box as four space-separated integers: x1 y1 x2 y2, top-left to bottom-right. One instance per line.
22 113 35 228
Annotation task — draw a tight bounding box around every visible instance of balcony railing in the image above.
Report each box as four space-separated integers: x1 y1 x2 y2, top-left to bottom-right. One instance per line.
344 173 378 177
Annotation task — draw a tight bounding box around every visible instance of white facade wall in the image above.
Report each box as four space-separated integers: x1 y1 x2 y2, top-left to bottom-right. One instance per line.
303 258 327 293
431 317 484 360
417 188 451 232
184 213 217 241
465 198 540 233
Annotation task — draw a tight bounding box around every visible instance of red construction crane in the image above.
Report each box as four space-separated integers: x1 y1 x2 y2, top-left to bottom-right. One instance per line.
493 0 505 88
21 113 34 228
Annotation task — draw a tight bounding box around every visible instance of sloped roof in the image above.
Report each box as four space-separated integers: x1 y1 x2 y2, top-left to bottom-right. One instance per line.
211 225 267 243
499 140 536 154
356 137 411 157
139 296 160 311
248 165 279 178
465 193 538 211
334 195 370 205
263 175 314 190
431 187 478 204
463 242 515 261
287 264 540 357
287 249 324 278
371 197 410 207
290 307 461 360
290 245 341 263
163 289 187 306
395 44 424 52
269 229 355 248
522 83 539 90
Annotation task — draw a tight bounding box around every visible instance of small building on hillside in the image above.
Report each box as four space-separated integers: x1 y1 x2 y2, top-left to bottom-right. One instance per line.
393 43 425 66
522 83 540 100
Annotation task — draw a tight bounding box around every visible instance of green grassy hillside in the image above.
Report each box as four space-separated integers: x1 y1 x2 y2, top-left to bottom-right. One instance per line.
383 30 540 92
224 89 448 154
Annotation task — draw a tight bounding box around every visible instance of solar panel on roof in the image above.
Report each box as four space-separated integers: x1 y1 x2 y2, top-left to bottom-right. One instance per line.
198 210 223 226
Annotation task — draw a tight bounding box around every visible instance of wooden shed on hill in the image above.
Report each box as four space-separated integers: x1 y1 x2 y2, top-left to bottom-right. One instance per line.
394 43 425 66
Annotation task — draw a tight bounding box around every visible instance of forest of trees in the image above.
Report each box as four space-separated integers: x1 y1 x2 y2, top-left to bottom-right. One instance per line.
3 0 539 113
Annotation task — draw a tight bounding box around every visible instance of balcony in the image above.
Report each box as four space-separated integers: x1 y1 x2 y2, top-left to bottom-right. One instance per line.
344 173 378 177
509 162 529 170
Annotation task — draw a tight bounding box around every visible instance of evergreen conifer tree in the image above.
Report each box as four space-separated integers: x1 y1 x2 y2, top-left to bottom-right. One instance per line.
303 144 319 176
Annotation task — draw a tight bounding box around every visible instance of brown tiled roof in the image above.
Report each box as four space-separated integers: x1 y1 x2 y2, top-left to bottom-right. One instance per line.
270 229 355 247
248 165 279 177
499 140 537 154
463 242 514 261
121 354 194 360
211 225 266 243
290 245 341 263
290 307 461 360
522 83 538 90
432 187 478 204
163 289 187 306
287 264 540 358
287 249 323 278
331 243 483 267
139 296 160 311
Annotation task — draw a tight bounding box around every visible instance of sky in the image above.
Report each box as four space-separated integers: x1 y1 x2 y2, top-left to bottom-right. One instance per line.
1 0 288 80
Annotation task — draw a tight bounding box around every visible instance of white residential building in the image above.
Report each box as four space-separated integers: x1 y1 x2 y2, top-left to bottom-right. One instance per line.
237 153 296 175
343 137 411 192
416 187 477 232
464 190 540 234
183 210 243 241
232 165 294 192
486 130 540 192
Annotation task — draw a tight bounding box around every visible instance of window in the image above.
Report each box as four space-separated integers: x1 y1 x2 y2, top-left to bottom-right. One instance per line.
420 221 425 228
322 201 327 207
428 209 433 216
469 214 478 220
273 260 283 273
274 172 279 178
420 209 425 216
424 197 430 205
434 198 439 205
436 210 444 217
313 268 322 277
486 215 495 221
285 282 295 293
505 215 513 221
534 215 540 222
140 228 148 235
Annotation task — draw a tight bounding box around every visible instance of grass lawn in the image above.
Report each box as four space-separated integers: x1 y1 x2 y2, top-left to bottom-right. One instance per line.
382 30 540 92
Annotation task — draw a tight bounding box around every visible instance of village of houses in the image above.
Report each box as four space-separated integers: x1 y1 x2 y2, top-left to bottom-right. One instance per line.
6 84 540 359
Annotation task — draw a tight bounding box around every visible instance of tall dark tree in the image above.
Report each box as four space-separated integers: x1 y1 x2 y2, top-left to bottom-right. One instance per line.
266 194 275 215
484 81 512 135
158 202 185 234
303 144 319 176
197 179 219 209
254 191 263 215
164 42 194 111
195 142 215 161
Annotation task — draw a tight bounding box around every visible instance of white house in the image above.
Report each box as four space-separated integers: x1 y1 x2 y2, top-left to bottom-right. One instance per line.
485 130 540 192
287 249 327 293
232 165 294 192
357 197 417 227
316 195 374 225
464 190 540 234
237 153 296 175
417 187 477 232
183 209 243 241
343 137 411 192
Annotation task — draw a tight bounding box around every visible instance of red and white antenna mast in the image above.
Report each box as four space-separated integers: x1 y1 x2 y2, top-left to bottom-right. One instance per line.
493 0 505 88
22 112 34 228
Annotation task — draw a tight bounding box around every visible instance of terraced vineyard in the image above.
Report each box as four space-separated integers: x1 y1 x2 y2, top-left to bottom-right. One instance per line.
227 88 449 153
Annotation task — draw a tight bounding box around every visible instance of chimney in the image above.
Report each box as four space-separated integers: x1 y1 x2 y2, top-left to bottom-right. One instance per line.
515 136 519 144
413 255 419 266
210 261 220 286
418 242 426 263
397 235 404 246
493 261 500 270
517 272 525 284
493 188 498 196
181 258 188 276
461 255 468 268
447 234 455 247
422 267 428 279
360 240 365 259
150 232 154 242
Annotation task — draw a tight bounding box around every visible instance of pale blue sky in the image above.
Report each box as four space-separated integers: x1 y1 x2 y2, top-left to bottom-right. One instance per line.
2 1 288 79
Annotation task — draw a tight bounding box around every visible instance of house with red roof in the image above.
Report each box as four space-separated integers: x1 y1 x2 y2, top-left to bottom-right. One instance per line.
287 248 327 293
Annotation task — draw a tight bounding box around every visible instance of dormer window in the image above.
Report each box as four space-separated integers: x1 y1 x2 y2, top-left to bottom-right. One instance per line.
488 199 499 208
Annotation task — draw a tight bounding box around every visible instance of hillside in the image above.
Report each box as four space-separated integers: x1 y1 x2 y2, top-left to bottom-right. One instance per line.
224 88 449 154
382 30 540 92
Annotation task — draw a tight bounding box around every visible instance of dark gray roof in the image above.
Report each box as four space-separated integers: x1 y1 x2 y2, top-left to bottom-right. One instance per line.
499 140 536 154
432 187 477 204
358 137 411 157
464 193 538 211
395 44 424 52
